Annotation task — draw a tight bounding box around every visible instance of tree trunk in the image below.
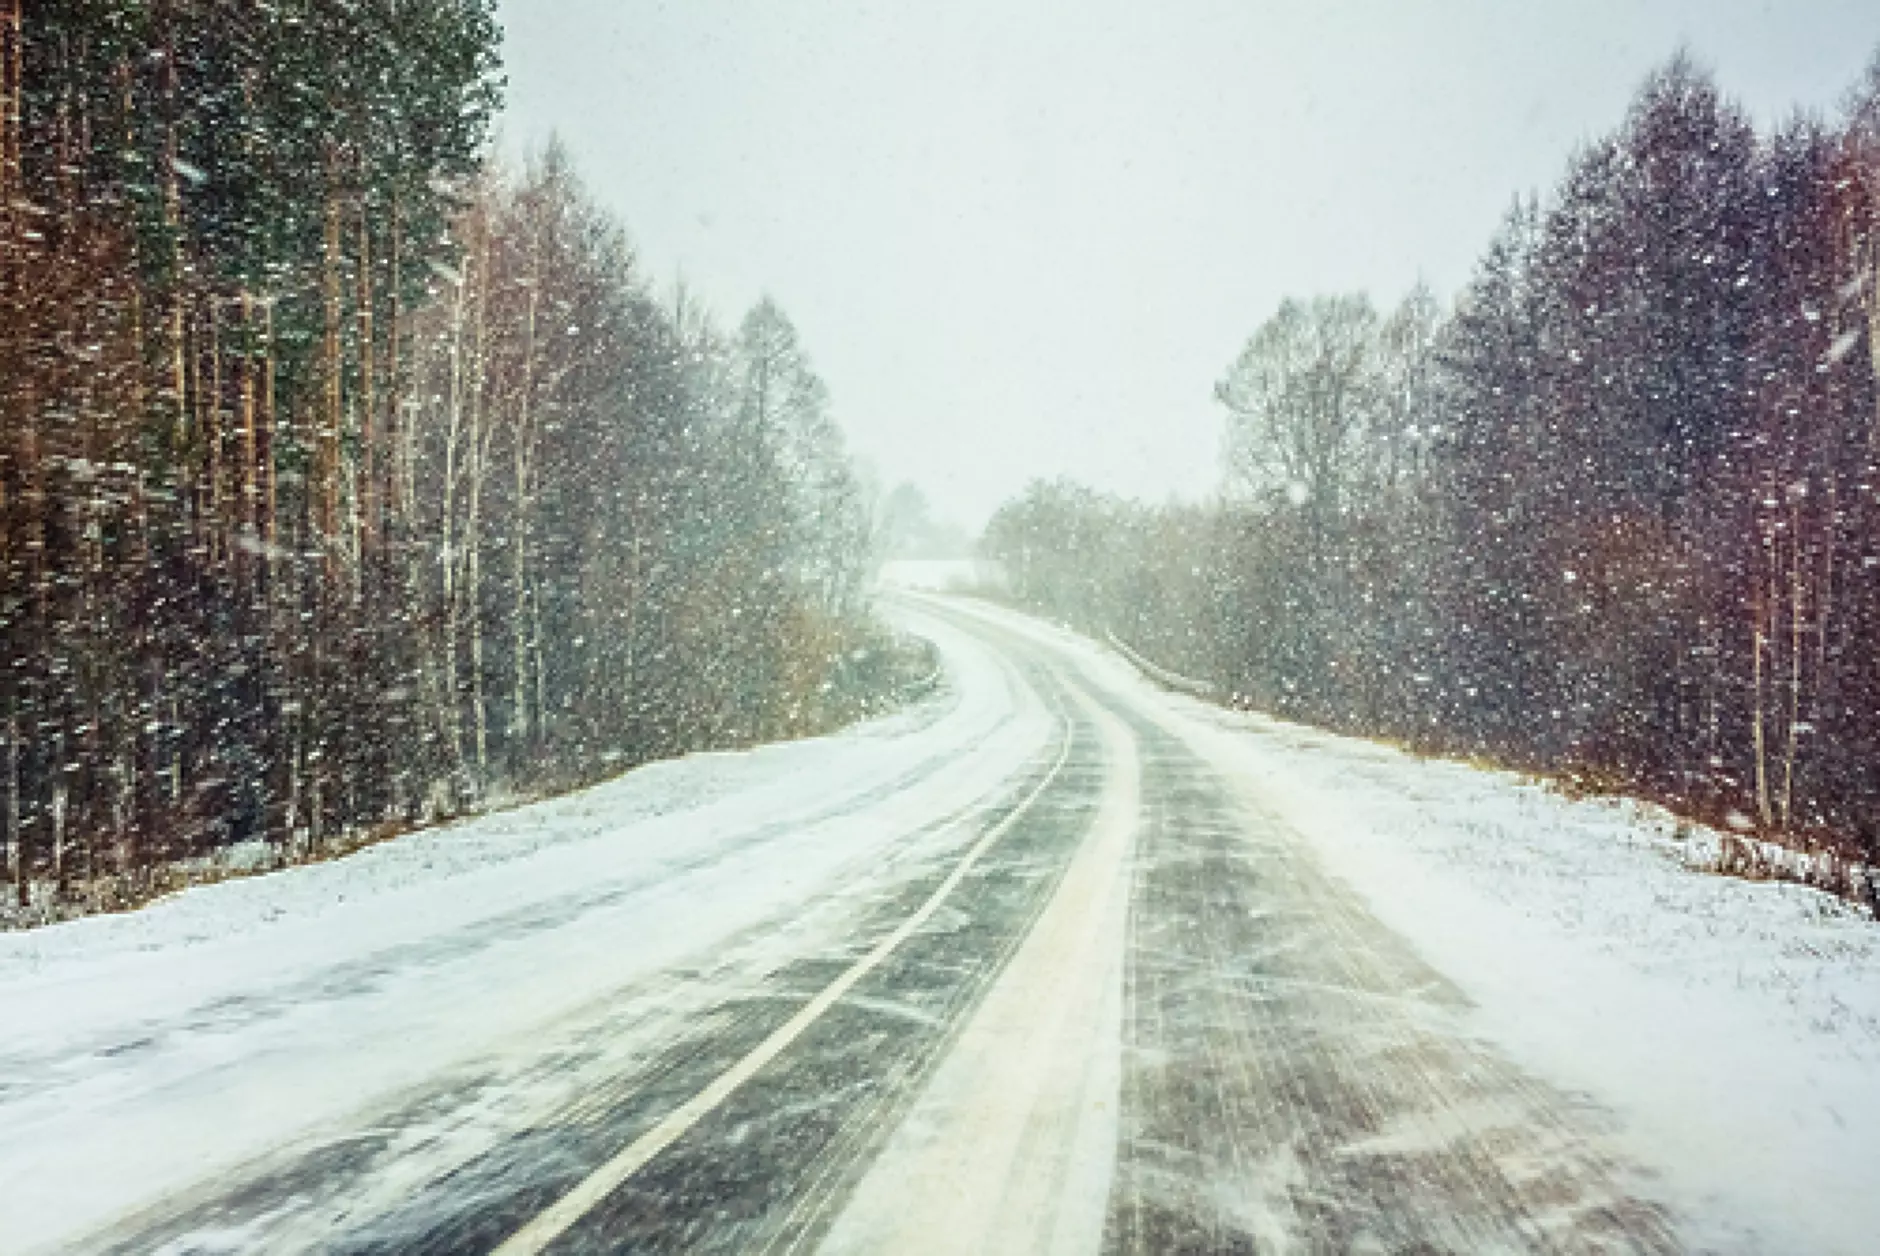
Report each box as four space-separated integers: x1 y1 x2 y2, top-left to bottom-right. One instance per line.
1781 497 1804 830
6 699 21 909
262 298 278 555
385 193 403 528
1 0 21 218
468 225 492 783
356 204 376 552
437 259 467 784
239 292 257 540
320 160 343 569
205 295 223 557
159 4 187 455
1751 550 1773 831
1864 224 1880 451
512 265 539 756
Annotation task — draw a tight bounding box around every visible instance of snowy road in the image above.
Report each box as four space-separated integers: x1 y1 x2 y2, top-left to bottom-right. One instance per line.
4 595 1876 1253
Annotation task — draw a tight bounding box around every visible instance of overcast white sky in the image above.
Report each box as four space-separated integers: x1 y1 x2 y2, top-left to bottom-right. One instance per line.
495 1 1879 528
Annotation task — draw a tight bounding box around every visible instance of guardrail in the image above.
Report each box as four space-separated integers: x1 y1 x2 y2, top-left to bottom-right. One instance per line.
1103 630 1217 700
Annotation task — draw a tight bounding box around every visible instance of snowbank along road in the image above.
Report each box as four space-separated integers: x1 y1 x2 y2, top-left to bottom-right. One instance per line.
2 594 1876 1254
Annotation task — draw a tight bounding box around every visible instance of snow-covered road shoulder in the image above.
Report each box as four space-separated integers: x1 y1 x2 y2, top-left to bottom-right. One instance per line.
952 596 1880 1255
1195 709 1880 1254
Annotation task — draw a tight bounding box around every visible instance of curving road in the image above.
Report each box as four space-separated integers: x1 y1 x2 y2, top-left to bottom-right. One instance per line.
15 596 1681 1254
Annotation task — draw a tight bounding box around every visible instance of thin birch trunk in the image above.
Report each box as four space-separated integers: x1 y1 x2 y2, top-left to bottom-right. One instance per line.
1779 498 1803 829
239 293 257 539
532 580 547 750
356 205 376 552
512 264 539 754
6 700 20 908
262 298 277 554
320 160 343 567
468 226 492 782
205 295 222 557
1818 479 1835 681
1865 227 1880 450
1751 540 1773 831
436 250 470 784
385 193 403 528
160 5 186 456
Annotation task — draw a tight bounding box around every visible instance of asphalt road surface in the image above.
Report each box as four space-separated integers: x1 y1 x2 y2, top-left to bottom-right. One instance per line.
79 597 1680 1254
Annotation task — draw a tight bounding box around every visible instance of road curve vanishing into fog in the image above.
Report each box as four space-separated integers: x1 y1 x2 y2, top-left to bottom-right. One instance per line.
49 596 1683 1255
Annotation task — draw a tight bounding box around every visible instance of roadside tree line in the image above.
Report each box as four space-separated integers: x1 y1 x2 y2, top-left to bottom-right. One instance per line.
984 54 1880 907
0 2 888 919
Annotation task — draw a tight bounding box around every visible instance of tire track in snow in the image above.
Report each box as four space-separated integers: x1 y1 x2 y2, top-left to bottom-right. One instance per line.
1099 710 1682 1254
815 678 1137 1256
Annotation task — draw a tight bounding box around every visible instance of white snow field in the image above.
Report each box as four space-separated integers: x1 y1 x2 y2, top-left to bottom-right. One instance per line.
0 593 1873 1253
